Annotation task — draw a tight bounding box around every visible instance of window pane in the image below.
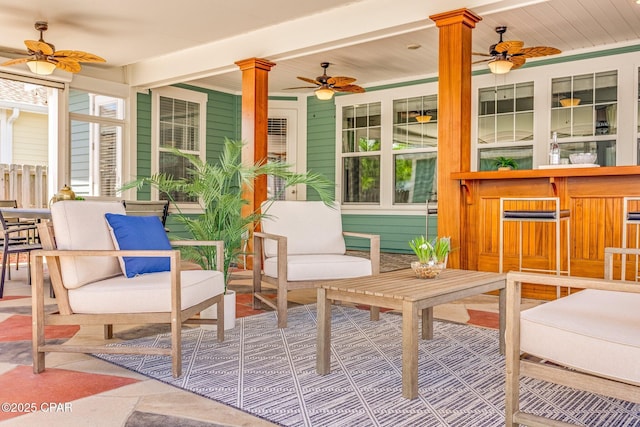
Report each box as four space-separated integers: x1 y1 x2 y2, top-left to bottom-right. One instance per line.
478 146 533 171
496 115 514 143
573 74 594 106
159 151 197 202
595 71 617 104
478 116 495 144
342 156 380 203
478 87 496 115
69 89 124 119
515 82 534 111
573 105 593 136
394 152 436 204
551 77 572 108
515 112 533 141
595 104 615 135
496 85 514 114
561 140 616 166
159 96 200 152
551 107 571 137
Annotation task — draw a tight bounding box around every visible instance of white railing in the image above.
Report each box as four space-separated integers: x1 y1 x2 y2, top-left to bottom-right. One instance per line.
0 164 48 208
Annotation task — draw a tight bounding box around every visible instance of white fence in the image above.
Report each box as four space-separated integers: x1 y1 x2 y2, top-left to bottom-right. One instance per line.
0 164 48 208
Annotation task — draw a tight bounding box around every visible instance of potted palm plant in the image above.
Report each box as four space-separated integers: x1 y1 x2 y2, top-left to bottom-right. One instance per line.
123 138 333 328
494 157 518 171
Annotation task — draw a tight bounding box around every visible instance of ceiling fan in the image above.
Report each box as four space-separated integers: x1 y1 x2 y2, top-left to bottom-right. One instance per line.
473 26 561 74
0 21 105 75
285 62 365 100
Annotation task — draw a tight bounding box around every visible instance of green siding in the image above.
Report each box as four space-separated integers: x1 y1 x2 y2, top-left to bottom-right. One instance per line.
306 96 336 200
342 214 435 254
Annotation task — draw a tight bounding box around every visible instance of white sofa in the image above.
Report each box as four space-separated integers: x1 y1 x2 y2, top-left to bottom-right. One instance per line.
253 200 380 328
32 200 226 378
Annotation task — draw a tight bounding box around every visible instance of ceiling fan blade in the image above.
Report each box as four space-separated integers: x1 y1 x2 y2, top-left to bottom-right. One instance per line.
24 40 54 55
0 57 30 66
472 52 493 57
53 50 105 63
53 58 82 73
283 86 318 90
472 58 493 64
297 76 321 86
510 56 526 69
328 76 356 86
333 84 365 93
517 46 561 58
495 40 524 55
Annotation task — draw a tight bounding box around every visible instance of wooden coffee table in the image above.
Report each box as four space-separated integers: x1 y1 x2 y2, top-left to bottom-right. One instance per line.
316 268 506 399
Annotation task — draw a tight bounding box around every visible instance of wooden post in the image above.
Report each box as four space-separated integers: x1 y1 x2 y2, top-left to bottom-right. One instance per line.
235 58 276 268
429 9 481 269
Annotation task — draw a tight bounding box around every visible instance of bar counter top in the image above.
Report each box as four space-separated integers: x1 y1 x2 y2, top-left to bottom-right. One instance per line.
452 165 640 180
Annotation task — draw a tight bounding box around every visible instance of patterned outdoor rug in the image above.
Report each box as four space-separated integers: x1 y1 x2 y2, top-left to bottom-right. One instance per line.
96 305 640 427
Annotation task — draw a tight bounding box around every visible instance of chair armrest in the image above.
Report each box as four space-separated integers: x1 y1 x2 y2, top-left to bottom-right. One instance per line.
252 231 288 278
254 231 287 243
507 271 640 294
3 224 39 234
342 232 380 275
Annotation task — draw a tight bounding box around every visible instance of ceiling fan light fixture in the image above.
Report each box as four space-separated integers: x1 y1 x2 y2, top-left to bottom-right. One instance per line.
415 115 432 123
26 60 56 75
488 59 513 74
315 87 334 100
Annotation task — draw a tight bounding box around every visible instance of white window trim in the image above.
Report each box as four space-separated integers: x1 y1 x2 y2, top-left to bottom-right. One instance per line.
151 86 207 213
334 82 439 215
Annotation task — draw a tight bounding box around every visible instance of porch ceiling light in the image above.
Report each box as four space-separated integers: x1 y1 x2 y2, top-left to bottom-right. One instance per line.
26 60 56 75
488 59 513 75
315 87 334 100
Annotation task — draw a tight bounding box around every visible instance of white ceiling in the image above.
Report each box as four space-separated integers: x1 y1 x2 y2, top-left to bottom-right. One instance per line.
1 0 640 95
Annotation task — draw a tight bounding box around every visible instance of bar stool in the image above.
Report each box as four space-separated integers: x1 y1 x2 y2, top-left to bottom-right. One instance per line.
425 194 438 240
499 197 570 297
621 197 640 281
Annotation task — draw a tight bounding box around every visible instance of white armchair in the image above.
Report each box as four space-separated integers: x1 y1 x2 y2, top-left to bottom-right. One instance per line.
505 247 640 426
253 201 380 328
32 201 225 378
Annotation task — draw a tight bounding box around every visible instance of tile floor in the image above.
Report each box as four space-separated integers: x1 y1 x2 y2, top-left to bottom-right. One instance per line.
0 261 523 426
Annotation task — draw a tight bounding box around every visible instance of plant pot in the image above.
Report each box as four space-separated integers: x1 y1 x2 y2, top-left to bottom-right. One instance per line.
497 166 512 171
411 261 445 279
200 289 236 330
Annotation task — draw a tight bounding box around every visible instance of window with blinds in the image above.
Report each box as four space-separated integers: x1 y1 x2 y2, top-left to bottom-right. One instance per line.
268 117 287 200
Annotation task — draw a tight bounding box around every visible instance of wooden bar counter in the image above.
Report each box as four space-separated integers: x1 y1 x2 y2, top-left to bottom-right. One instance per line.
451 165 640 299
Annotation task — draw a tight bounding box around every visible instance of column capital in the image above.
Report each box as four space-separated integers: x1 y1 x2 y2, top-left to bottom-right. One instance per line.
235 58 276 72
430 8 482 28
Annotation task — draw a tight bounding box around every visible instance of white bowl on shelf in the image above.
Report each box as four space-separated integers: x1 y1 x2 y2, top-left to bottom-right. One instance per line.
569 153 597 164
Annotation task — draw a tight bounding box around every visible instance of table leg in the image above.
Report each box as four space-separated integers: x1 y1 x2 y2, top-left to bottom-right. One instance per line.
499 286 506 355
402 300 419 399
421 307 433 340
370 306 380 321
316 287 331 375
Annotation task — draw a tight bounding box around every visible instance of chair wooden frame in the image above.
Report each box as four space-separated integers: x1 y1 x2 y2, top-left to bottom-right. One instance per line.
32 222 225 378
253 230 380 328
505 248 640 426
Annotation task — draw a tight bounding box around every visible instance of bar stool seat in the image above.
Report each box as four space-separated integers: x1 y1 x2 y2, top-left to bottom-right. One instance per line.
499 198 571 297
621 197 640 281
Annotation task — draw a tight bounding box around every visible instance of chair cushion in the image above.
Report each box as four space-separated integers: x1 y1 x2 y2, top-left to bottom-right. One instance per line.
261 201 346 258
520 289 640 385
263 254 372 281
105 213 171 278
51 201 126 289
67 269 225 313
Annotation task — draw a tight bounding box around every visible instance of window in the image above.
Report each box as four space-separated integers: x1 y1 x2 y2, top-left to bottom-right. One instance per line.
477 82 534 170
551 71 617 166
69 90 125 196
152 87 206 204
341 102 381 203
393 95 437 204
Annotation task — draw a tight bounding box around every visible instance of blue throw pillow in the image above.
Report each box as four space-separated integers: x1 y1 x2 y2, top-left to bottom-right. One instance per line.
104 213 172 278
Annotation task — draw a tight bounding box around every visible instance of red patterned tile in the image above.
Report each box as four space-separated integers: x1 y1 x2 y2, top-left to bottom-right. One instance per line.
0 365 139 421
467 309 499 329
0 315 79 342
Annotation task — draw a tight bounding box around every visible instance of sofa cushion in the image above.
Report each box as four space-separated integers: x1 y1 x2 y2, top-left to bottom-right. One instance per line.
520 289 640 385
68 269 225 313
263 254 371 281
261 201 346 258
105 213 172 278
51 201 126 289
